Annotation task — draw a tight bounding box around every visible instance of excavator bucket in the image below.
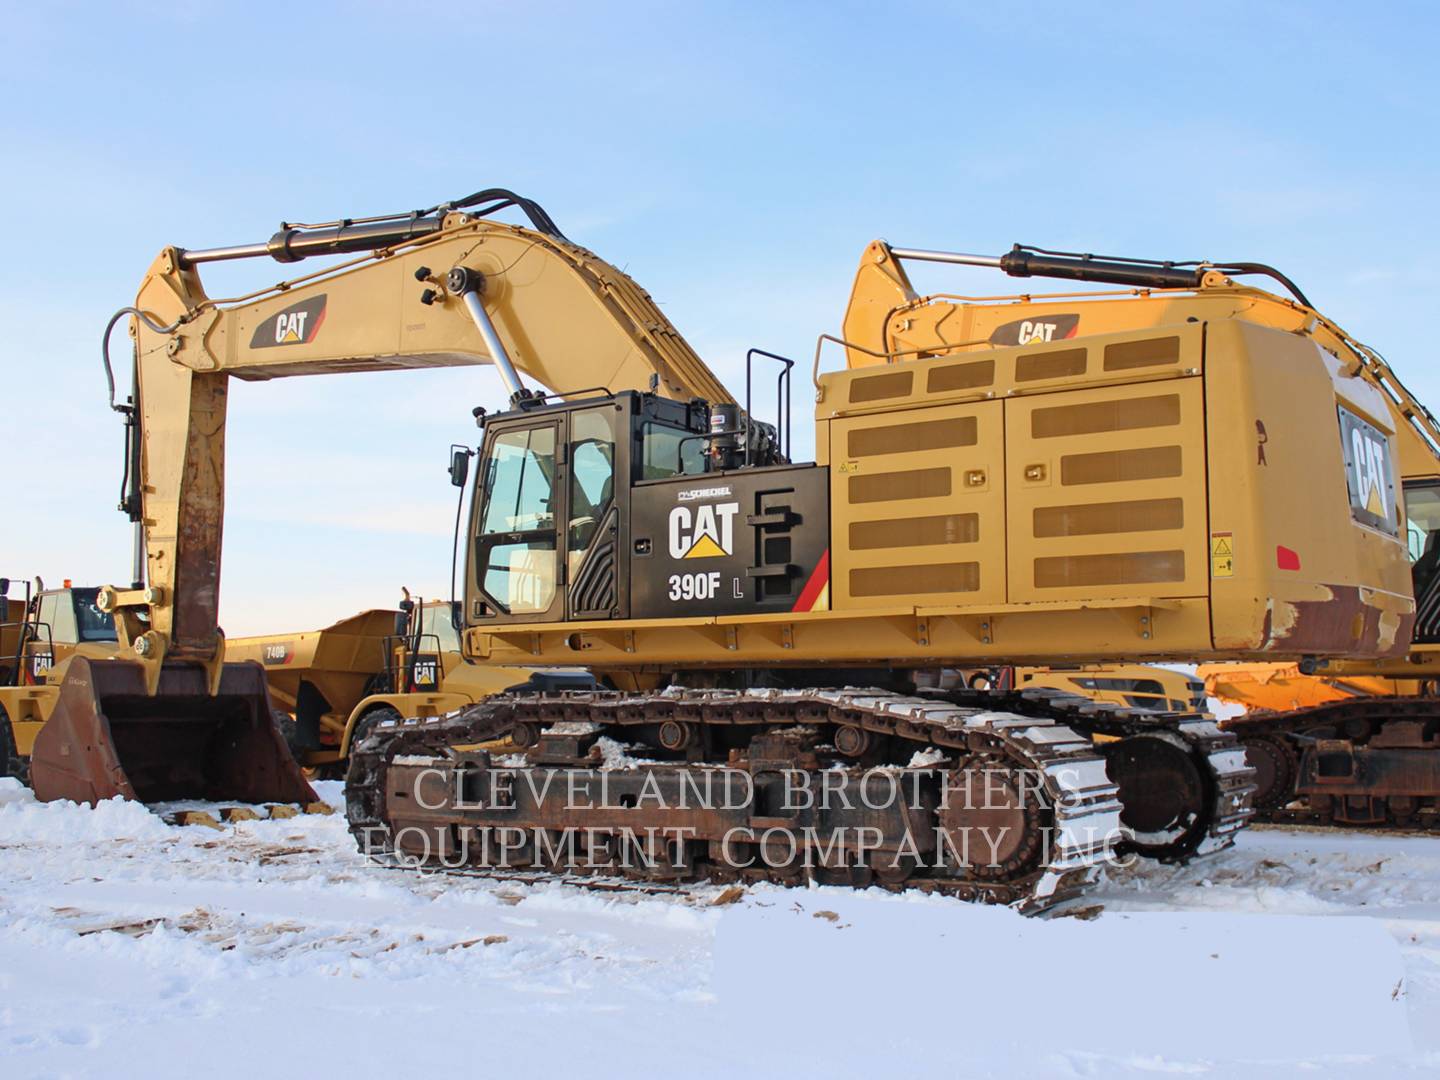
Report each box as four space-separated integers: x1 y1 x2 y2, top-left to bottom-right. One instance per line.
29 656 316 806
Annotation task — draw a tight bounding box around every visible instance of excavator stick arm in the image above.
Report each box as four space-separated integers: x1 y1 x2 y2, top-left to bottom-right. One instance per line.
31 190 733 808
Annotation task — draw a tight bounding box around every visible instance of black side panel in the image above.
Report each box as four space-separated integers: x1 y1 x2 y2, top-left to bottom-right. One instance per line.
629 465 829 619
571 505 621 618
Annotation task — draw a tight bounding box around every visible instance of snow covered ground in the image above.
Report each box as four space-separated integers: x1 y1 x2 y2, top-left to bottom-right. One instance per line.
1 778 1437 1079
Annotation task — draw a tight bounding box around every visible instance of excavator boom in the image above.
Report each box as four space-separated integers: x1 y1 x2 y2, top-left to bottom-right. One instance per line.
34 189 733 806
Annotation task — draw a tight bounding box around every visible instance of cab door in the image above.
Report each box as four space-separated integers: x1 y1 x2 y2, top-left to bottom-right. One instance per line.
471 420 566 623
565 404 625 620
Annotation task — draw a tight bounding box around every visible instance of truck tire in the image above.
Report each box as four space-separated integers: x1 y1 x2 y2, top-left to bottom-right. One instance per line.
350 705 402 755
273 709 306 763
0 703 28 786
313 707 403 783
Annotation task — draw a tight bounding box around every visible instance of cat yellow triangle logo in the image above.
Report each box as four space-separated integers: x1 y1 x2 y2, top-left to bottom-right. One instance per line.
684 534 727 559
1365 485 1385 517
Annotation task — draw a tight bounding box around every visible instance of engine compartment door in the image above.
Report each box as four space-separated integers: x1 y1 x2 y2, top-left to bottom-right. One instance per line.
1005 378 1209 604
829 399 1006 610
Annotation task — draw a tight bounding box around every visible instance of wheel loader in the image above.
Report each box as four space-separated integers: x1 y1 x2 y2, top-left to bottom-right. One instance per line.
1 574 316 806
0 577 121 781
47 185 1427 910
0 573 560 796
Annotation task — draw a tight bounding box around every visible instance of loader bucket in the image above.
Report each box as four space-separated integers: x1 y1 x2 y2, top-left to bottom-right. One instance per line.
30 655 317 806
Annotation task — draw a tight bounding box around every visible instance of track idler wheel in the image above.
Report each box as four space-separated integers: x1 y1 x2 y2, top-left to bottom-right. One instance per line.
1239 734 1299 811
1102 732 1207 861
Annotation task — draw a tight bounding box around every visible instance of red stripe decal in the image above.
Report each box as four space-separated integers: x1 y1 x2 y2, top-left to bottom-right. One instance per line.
792 549 830 612
306 304 328 342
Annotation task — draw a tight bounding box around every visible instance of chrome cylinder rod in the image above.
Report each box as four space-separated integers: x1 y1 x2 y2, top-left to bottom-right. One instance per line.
455 274 525 399
887 247 1004 268
131 522 146 588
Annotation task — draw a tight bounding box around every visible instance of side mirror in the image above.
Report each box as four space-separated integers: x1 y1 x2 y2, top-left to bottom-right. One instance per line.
449 600 462 631
449 447 471 488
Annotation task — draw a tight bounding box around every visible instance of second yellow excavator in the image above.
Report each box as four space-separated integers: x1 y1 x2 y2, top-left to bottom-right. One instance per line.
38 186 1433 909
1195 366 1440 829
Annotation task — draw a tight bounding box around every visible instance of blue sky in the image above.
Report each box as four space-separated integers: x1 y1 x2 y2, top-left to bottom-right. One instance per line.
3 1 1437 633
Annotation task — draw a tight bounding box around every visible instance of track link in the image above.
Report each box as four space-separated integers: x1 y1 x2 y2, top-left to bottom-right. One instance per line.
347 687 1128 913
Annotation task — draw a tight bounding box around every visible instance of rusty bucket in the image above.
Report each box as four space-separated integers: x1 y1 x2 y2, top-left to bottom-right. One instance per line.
30 656 316 806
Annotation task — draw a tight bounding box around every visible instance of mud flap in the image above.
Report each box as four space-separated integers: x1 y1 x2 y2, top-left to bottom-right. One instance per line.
30 656 317 806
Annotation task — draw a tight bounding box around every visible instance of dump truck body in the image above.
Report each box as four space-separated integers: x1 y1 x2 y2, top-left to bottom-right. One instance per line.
1018 666 1206 714
228 600 561 771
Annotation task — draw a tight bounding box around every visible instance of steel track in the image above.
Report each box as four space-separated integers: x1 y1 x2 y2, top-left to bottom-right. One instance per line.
346 687 1254 914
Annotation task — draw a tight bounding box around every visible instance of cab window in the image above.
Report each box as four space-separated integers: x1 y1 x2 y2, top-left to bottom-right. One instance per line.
418 604 461 653
1404 482 1440 563
477 426 558 615
72 588 117 643
641 422 705 480
37 592 78 644
569 408 616 555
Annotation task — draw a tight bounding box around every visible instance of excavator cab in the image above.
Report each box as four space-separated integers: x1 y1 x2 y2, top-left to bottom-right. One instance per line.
464 388 822 628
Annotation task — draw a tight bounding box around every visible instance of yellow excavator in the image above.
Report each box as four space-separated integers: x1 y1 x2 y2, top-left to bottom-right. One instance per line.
1192 369 1440 828
1017 666 1206 714
36 186 1428 909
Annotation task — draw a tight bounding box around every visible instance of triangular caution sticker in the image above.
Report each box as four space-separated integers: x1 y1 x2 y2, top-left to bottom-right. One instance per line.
684 534 727 559
1212 537 1232 556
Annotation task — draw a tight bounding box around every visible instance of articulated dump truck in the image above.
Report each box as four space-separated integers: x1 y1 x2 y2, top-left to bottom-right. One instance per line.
58 185 1427 911
228 596 587 776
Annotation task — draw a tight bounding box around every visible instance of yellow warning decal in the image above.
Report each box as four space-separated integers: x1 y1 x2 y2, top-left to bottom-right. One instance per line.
1210 532 1234 578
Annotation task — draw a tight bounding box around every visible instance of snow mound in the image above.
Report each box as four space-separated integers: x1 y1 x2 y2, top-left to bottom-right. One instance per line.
0 789 171 843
